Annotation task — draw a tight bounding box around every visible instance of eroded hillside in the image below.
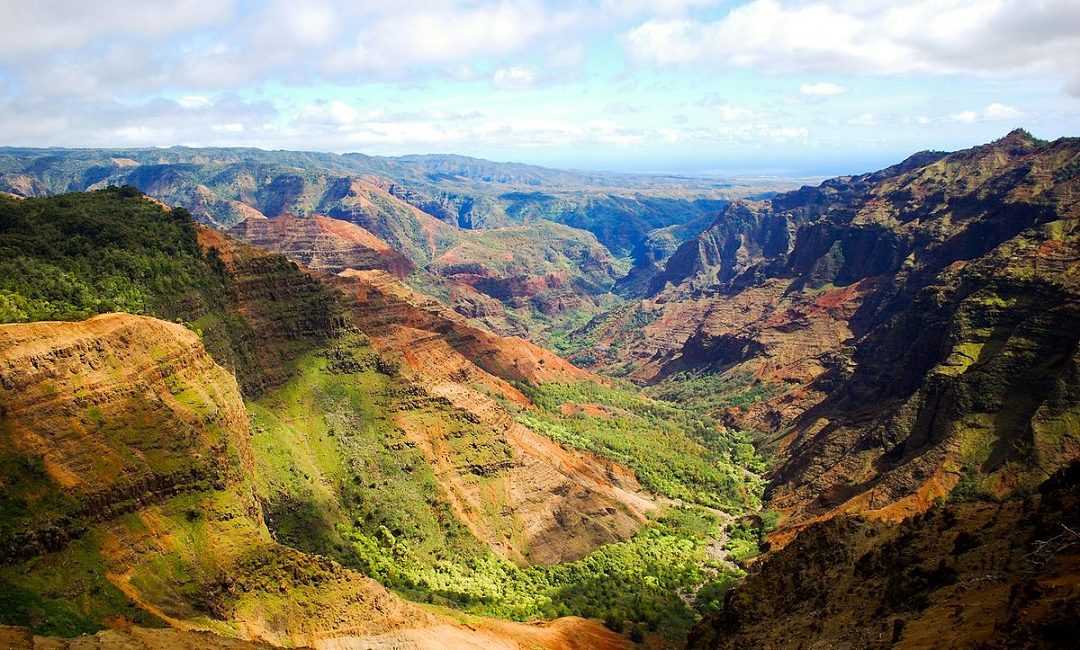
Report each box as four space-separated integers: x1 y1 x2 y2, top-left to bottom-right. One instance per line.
578 130 1080 532
0 314 420 646
0 187 757 647
0 147 809 357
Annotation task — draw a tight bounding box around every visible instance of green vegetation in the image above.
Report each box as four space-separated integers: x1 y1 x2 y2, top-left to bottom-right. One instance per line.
248 341 753 636
512 380 764 511
646 371 783 420
0 531 166 637
0 533 164 634
347 504 743 636
530 296 625 357
0 187 266 389
1051 157 1080 182
0 187 346 394
948 470 999 503
0 427 78 539
457 508 741 634
544 296 654 359
723 511 781 562
406 219 631 355
0 186 223 323
248 337 496 576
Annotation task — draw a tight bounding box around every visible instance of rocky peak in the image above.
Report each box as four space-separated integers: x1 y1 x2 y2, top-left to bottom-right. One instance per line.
995 127 1043 149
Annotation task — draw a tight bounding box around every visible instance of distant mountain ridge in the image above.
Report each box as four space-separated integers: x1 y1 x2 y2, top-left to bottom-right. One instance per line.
0 145 779 350
0 145 736 250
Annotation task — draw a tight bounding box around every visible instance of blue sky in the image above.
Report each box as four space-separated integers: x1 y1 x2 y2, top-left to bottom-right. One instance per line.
1 0 1079 175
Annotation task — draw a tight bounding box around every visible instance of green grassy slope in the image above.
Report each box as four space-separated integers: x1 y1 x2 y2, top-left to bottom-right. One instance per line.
247 338 753 637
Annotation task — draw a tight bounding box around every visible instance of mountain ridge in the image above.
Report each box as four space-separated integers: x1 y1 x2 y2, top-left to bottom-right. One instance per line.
577 131 1080 528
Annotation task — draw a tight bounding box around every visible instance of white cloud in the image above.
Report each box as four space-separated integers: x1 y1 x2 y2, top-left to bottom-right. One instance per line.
0 93 276 148
492 65 538 90
294 100 382 128
0 0 1073 165
1 1 601 98
623 0 1080 93
949 102 1024 123
212 123 246 133
800 82 847 97
983 103 1025 120
270 0 339 48
715 105 754 121
323 2 581 76
847 113 877 126
601 0 721 17
177 95 213 109
0 0 236 61
0 87 822 157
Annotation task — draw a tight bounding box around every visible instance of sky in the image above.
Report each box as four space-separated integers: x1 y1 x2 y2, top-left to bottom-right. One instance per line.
1 0 1079 175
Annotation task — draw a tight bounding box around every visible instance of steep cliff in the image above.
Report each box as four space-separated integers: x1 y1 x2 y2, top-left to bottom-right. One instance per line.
0 313 644 650
578 132 1080 532
0 314 419 647
334 269 593 388
638 130 1080 649
194 226 352 395
0 314 251 567
0 188 349 397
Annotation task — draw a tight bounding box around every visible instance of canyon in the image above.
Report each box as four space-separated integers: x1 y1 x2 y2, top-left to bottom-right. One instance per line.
1 131 1078 648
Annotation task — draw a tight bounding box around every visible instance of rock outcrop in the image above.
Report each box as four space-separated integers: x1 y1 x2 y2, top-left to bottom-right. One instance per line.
226 215 413 278
0 314 252 565
0 314 421 646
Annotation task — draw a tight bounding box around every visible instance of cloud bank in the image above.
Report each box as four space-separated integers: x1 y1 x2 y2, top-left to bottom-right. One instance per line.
0 1 1076 171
